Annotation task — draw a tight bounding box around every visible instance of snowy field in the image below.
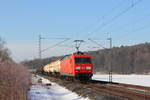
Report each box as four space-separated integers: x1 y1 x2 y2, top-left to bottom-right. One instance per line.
28 75 150 100
92 74 150 87
29 75 89 100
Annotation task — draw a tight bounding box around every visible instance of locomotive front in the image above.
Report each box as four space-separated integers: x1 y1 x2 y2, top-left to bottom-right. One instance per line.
73 54 93 81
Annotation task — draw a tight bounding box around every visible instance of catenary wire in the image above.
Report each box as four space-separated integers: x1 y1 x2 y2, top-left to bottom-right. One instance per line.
41 38 70 53
114 23 150 45
84 0 143 38
77 0 125 39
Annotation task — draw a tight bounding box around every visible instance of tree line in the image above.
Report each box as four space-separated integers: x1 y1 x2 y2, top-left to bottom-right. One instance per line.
88 43 150 74
23 43 150 74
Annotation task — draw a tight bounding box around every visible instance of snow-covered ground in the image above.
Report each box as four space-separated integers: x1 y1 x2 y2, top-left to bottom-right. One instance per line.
29 75 89 100
29 74 150 100
92 74 150 87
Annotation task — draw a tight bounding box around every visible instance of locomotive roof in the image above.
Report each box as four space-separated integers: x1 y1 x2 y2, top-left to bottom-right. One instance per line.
60 51 91 61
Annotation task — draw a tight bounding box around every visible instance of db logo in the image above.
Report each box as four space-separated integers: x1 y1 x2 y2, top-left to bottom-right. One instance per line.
81 67 85 69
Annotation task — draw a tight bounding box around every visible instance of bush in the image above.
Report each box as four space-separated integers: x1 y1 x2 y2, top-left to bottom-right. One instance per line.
0 62 31 100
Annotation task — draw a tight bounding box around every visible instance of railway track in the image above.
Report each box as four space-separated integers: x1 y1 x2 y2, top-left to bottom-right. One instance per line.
91 80 150 92
83 80 150 100
111 83 150 91
85 83 150 100
39 74 150 100
90 80 150 93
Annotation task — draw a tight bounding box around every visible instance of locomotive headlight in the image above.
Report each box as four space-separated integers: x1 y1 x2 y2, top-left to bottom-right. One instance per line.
86 67 91 69
75 67 80 69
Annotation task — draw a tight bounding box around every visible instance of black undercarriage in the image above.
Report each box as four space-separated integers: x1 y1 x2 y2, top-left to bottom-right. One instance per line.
39 70 93 82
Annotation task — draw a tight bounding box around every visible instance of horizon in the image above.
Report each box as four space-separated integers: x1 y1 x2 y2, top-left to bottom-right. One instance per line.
9 41 150 62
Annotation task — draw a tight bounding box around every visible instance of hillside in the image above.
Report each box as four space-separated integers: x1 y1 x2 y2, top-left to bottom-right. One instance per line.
23 43 150 74
88 43 150 74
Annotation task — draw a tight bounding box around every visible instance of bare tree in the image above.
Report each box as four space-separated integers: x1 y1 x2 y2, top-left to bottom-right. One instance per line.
0 37 12 62
0 62 31 100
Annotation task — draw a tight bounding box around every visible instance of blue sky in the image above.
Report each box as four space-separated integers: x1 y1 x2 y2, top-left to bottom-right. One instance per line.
0 0 150 62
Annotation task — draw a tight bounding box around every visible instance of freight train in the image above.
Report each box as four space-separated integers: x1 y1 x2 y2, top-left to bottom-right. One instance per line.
41 52 93 81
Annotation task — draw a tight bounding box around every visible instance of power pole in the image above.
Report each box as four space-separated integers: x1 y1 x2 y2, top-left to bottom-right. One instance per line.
39 35 42 59
38 35 70 59
107 36 112 83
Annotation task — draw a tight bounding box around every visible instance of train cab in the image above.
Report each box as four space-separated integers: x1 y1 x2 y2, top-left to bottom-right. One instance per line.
73 52 93 80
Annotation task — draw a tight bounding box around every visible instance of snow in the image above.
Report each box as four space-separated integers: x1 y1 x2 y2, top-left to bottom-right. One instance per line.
29 74 150 100
29 75 89 100
92 74 150 87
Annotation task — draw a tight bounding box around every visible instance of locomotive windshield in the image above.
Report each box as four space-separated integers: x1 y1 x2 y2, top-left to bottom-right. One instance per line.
75 57 91 63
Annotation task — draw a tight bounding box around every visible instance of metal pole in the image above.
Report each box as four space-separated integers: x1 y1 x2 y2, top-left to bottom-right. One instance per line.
39 35 42 59
108 37 112 83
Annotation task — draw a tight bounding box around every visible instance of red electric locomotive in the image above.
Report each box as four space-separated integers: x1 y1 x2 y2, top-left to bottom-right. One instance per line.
60 52 93 81
40 40 93 81
42 51 93 81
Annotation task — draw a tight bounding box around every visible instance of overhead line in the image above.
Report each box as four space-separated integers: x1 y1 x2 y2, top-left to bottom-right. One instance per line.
77 0 125 39
88 38 107 49
41 38 70 53
43 37 70 40
115 24 150 42
58 44 75 48
110 12 150 34
85 0 143 38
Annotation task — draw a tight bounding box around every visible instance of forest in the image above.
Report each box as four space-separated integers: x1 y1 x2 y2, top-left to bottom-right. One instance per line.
23 43 150 74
